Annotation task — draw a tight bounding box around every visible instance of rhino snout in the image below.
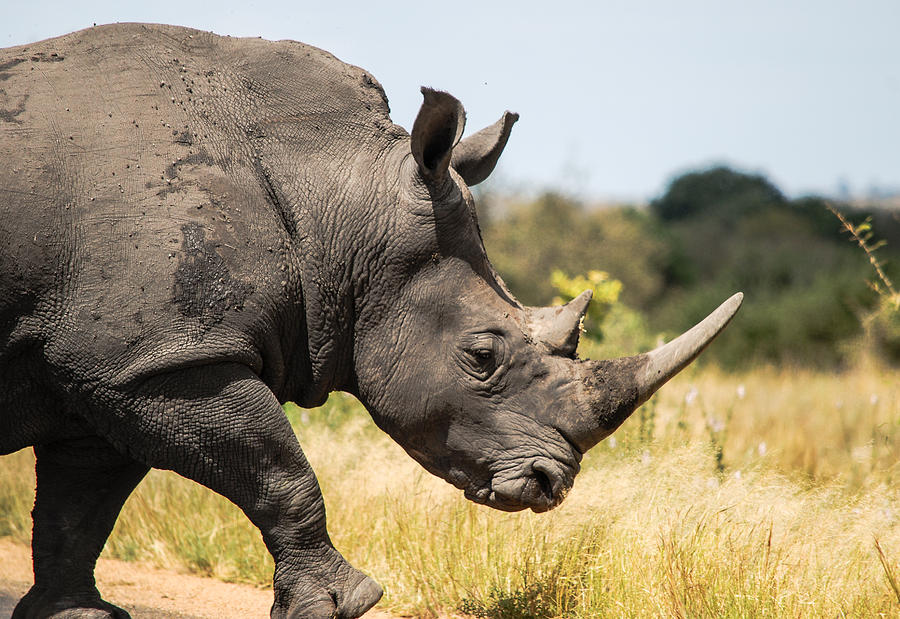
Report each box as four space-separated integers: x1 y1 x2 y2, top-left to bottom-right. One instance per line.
488 458 575 513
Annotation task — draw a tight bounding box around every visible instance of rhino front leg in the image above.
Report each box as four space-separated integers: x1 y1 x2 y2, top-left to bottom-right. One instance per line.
13 438 148 619
92 362 382 619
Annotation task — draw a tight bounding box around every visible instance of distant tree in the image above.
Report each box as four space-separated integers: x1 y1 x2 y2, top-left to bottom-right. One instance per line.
481 192 668 307
651 166 785 221
787 196 844 238
478 168 900 369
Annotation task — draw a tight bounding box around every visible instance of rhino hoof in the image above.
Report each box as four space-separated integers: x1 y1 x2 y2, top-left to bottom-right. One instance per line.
281 571 383 619
46 610 131 619
13 592 131 619
339 575 383 618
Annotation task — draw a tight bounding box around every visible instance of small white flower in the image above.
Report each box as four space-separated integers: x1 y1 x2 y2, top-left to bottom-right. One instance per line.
736 384 746 399
707 416 725 433
685 386 699 406
757 441 767 456
607 436 617 449
733 470 742 480
870 393 879 406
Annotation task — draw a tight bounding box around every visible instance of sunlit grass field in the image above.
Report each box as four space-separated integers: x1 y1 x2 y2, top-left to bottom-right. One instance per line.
2 360 899 617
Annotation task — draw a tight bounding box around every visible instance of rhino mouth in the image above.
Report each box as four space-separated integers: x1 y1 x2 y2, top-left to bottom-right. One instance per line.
406 434 581 513
463 456 578 513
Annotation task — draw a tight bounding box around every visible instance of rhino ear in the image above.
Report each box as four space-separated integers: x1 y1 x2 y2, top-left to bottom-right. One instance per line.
451 111 519 186
411 87 466 182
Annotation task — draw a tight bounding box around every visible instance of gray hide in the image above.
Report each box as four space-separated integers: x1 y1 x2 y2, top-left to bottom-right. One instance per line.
0 24 742 619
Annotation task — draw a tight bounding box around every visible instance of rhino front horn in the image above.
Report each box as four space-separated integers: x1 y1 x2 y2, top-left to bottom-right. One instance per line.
568 293 743 453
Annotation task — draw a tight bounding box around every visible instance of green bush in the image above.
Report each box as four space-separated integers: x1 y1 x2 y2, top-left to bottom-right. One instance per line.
482 194 668 308
549 270 621 336
548 269 657 359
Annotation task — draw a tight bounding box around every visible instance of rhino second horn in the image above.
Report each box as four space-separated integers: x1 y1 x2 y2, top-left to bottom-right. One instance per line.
569 292 743 452
529 290 593 356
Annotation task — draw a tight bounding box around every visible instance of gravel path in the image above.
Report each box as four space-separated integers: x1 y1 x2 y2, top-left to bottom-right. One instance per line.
0 537 399 619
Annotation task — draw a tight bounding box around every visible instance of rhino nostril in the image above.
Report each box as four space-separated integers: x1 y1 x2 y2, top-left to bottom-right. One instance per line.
531 463 557 501
534 470 552 499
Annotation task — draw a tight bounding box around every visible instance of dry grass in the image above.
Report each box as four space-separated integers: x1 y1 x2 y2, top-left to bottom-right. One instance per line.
2 364 899 617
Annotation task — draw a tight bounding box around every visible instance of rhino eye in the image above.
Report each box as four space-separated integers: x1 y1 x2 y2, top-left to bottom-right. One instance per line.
467 347 496 376
472 348 493 361
459 333 504 381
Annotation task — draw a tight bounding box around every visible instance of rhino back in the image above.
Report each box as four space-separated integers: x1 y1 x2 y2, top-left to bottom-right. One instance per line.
0 24 395 414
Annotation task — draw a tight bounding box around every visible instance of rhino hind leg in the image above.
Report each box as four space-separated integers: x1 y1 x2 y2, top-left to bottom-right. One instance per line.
13 438 148 619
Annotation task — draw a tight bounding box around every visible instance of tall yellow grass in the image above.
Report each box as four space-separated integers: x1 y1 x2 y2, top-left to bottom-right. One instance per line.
1 364 898 617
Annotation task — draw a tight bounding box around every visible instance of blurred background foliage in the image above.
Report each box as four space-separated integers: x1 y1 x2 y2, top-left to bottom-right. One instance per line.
478 165 900 369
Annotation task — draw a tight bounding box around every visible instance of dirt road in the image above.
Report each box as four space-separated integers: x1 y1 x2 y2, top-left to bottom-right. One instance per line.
0 537 400 619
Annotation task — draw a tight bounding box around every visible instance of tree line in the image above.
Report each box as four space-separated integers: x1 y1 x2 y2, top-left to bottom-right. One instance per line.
478 166 900 368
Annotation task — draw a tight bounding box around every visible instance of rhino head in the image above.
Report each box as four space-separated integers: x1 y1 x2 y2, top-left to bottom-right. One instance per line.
350 88 742 513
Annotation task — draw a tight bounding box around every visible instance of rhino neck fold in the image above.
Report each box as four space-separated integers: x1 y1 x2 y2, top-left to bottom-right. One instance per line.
284 214 359 409
253 148 376 408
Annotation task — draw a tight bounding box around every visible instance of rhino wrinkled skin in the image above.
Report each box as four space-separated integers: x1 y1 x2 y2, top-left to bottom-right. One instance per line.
0 24 741 618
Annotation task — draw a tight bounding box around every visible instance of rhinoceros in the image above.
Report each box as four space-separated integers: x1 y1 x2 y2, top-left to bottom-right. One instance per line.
0 23 742 619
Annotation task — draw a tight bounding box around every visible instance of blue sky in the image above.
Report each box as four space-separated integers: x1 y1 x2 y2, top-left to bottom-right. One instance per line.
4 1 899 202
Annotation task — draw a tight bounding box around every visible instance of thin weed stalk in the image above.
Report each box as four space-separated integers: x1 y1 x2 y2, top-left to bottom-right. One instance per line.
828 203 899 305
874 536 900 605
